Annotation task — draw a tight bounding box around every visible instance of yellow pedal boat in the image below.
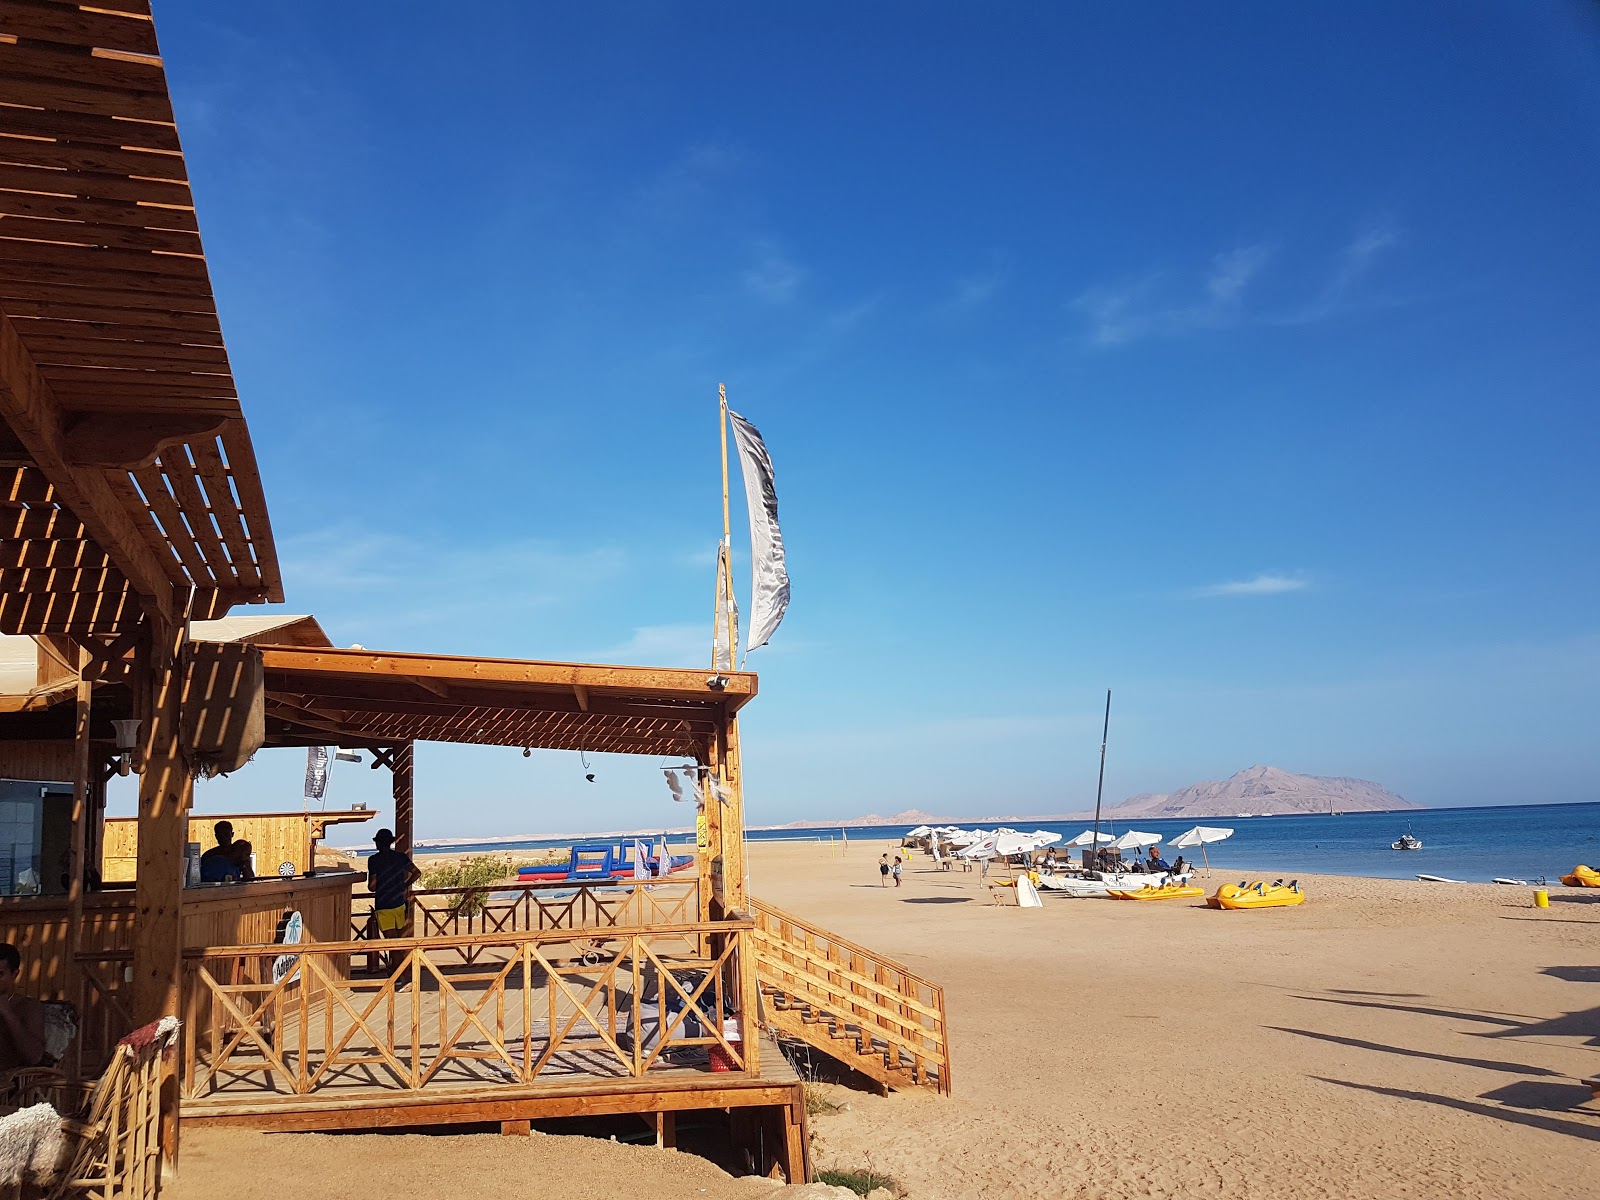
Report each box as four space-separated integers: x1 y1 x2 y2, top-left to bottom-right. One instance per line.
1211 880 1305 910
1107 884 1206 901
1560 864 1600 888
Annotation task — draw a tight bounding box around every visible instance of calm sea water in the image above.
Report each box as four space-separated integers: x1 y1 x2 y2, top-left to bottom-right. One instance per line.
407 801 1599 885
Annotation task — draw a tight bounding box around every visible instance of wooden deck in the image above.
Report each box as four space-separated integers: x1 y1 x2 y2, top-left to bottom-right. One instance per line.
79 915 810 1181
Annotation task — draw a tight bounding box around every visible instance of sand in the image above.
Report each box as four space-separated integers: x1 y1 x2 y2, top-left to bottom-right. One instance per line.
171 840 1600 1199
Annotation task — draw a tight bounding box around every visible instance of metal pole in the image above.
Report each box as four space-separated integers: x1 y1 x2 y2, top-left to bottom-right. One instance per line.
1089 690 1111 869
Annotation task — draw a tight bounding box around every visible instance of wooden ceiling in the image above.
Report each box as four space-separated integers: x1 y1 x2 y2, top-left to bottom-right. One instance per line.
0 0 281 636
260 647 758 761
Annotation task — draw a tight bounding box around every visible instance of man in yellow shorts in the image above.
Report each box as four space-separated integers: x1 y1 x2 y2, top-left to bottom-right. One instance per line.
367 828 421 969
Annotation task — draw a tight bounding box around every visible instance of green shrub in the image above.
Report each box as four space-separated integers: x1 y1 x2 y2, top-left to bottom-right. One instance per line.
421 855 515 915
816 1169 897 1196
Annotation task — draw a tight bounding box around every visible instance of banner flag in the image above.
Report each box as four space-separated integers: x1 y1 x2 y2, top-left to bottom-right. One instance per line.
728 410 790 653
303 747 331 802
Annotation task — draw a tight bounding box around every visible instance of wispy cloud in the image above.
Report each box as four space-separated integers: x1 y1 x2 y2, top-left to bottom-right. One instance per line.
276 525 628 642
742 240 805 303
597 623 707 668
1195 573 1311 598
1073 241 1273 347
941 253 1012 315
1074 223 1404 348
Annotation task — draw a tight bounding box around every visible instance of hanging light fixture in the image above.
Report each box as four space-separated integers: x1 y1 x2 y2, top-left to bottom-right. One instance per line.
110 718 141 776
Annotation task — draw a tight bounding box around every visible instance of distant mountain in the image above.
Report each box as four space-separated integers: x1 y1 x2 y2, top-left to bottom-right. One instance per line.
773 808 943 830
1110 765 1417 818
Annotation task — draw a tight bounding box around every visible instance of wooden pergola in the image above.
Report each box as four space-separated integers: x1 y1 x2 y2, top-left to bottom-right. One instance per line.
0 0 282 1033
256 645 760 916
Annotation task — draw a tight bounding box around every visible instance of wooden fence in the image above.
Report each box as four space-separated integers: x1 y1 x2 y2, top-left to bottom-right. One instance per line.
78 918 758 1104
750 898 951 1093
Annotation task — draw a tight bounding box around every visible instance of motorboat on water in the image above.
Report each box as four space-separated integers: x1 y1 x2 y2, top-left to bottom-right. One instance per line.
1391 832 1423 851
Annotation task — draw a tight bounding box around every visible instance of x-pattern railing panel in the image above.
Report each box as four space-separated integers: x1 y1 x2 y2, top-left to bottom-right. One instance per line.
82 920 753 1103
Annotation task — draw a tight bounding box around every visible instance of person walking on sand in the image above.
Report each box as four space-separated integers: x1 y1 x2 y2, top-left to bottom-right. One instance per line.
879 853 890 887
892 856 903 887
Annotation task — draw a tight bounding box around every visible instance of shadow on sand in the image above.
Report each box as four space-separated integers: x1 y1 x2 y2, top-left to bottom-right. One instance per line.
1316 1078 1600 1144
1267 1027 1568 1079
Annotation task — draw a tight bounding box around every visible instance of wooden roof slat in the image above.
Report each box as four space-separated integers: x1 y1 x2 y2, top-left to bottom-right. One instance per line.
0 101 177 151
0 299 218 333
0 537 108 568
214 424 281 601
0 66 172 126
0 39 169 97
188 436 258 588
155 441 237 587
0 213 201 254
0 187 197 231
7 564 119 592
0 279 215 317
38 364 235 392
28 340 228 370
0 133 186 181
0 160 189 205
1 461 50 500
127 458 217 586
1 502 81 538
10 321 219 349
0 577 135 634
0 236 208 283
0 2 161 57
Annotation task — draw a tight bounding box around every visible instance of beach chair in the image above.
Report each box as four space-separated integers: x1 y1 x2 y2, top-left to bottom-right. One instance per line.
0 1017 176 1200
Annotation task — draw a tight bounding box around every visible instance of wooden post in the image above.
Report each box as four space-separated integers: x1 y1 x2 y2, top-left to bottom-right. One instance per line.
392 741 415 853
133 614 192 1027
700 739 722 922
65 650 91 1013
720 713 746 912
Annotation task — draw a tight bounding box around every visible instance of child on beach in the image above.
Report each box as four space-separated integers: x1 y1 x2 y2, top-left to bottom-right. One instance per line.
892 856 903 887
879 854 890 887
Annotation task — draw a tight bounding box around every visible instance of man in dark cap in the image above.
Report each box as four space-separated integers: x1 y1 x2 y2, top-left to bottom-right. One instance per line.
367 828 421 966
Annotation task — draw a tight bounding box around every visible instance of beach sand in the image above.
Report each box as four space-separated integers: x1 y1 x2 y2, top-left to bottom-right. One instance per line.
171 840 1600 1199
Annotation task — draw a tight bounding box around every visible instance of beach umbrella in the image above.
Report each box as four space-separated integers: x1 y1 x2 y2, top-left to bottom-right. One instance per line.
957 831 1055 860
1168 826 1234 873
1109 830 1162 851
1025 831 1063 847
1064 830 1115 847
905 825 932 838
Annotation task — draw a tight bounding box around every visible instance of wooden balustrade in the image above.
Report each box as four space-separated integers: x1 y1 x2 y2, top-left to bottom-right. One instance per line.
348 879 700 959
749 898 951 1094
77 918 757 1104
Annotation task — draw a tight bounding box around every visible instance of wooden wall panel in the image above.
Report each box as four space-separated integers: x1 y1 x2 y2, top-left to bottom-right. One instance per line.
0 741 74 780
101 811 374 882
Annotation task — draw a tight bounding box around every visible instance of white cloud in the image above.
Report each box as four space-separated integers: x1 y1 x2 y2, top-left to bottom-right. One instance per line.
598 623 708 668
943 253 1011 314
1195 573 1311 598
1075 223 1406 348
742 240 805 303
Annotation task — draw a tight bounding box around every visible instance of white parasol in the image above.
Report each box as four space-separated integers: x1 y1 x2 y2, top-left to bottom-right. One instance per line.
1064 829 1115 847
1109 830 1162 851
1167 826 1234 873
905 825 932 838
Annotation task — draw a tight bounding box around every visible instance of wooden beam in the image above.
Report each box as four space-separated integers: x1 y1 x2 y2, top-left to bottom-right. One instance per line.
256 646 758 706
573 684 589 712
132 612 189 1024
392 742 413 855
0 309 176 618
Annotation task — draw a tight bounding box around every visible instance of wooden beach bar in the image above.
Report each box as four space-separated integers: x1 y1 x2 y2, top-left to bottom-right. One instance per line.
0 2 949 1191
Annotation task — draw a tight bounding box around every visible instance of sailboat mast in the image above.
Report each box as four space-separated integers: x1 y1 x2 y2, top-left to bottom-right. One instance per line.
1090 689 1112 861
720 384 734 668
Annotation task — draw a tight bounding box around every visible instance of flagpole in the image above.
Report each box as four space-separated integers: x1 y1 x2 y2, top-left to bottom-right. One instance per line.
1089 689 1111 869
719 383 736 670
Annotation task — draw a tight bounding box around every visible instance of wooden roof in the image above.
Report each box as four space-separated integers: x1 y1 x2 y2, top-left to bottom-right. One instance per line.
261 646 758 761
0 0 281 636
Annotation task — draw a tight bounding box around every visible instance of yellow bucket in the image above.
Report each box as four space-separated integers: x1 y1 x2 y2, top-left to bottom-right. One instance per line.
1533 889 1549 908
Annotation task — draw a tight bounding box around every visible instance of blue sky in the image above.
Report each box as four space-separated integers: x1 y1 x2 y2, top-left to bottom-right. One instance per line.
108 2 1600 837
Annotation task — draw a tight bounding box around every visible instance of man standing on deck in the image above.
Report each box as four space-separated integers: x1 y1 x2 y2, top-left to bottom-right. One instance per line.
368 828 422 968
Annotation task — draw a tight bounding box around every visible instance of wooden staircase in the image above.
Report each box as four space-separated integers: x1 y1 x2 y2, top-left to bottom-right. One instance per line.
749 898 951 1095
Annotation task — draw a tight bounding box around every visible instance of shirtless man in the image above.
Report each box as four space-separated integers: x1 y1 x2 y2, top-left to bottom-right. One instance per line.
0 943 46 1073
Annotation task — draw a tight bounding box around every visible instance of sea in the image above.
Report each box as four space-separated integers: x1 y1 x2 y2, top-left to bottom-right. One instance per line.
399 801 1599 886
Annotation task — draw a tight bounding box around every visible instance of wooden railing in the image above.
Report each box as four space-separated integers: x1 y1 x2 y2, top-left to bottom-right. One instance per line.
78 918 758 1104
350 879 700 954
750 898 951 1094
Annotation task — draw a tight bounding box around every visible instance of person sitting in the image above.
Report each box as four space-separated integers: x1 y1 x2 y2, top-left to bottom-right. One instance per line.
0 943 45 1075
199 820 255 883
1171 855 1188 875
1147 846 1171 873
